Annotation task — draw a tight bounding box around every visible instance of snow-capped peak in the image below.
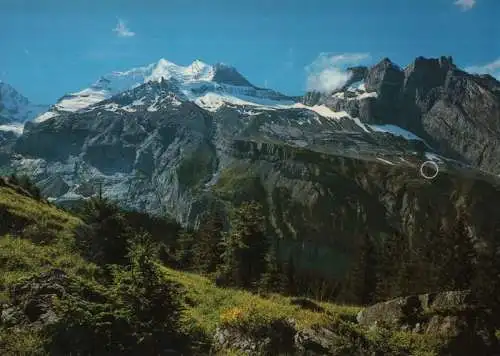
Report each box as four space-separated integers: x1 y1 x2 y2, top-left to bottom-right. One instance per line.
34 59 253 122
0 82 48 123
34 58 284 122
146 58 215 83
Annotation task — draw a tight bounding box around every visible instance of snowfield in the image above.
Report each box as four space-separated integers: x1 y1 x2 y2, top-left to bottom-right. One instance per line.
369 124 423 141
0 123 24 135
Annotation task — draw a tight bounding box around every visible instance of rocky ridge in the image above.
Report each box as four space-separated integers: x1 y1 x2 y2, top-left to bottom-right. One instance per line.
306 56 500 174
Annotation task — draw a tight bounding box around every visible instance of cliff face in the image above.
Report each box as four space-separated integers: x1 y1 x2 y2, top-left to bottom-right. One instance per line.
213 139 500 277
311 56 500 174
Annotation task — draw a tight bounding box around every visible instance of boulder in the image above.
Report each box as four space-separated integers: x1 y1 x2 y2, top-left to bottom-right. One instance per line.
290 297 325 312
6 269 69 327
357 290 498 355
214 318 297 355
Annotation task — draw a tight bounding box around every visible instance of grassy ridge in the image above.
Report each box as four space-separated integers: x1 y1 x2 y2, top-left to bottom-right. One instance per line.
161 265 361 334
0 185 97 290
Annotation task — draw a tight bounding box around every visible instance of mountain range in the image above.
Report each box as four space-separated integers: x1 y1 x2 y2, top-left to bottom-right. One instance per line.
1 55 500 280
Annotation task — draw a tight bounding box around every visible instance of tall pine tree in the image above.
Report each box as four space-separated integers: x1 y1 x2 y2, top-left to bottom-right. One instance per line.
192 210 225 274
339 233 378 305
472 221 500 327
218 201 267 289
259 238 287 294
440 213 475 290
375 232 407 301
77 196 132 265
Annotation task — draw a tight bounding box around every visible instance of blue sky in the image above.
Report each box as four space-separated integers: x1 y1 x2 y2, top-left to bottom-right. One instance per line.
0 0 498 104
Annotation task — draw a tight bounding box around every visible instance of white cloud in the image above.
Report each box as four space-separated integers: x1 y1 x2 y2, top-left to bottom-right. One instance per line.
454 0 476 11
305 52 370 93
112 18 135 38
466 58 500 79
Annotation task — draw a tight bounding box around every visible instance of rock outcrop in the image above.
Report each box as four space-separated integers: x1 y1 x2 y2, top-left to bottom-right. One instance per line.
214 318 297 355
1 269 68 328
357 290 498 355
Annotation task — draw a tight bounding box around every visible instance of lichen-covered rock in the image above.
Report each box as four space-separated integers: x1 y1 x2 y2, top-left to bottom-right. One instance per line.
357 290 498 355
356 294 422 330
214 318 297 355
6 269 68 327
0 305 26 326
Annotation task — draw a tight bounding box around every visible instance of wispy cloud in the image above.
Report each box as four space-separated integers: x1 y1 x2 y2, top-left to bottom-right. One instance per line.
466 57 500 79
24 48 30 56
305 52 371 93
284 48 294 70
112 18 136 38
454 0 476 11
264 79 269 88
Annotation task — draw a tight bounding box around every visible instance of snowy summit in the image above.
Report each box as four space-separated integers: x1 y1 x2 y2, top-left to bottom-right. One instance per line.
34 59 292 122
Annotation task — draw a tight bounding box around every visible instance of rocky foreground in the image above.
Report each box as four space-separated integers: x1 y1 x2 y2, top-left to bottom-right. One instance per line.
2 268 498 355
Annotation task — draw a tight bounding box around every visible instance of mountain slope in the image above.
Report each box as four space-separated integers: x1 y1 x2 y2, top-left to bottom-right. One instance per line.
0 82 48 129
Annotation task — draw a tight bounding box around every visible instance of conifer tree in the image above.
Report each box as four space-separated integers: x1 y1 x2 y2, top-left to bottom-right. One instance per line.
450 214 476 290
78 196 132 265
473 222 500 327
375 232 406 301
418 227 445 293
283 255 296 295
436 213 475 291
259 239 286 293
192 210 225 274
51 232 189 354
339 233 378 305
175 230 196 269
218 201 267 288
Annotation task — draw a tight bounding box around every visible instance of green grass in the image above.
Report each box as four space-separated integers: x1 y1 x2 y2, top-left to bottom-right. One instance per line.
0 327 48 356
160 266 449 355
0 185 81 244
0 185 98 290
0 235 98 288
160 265 361 335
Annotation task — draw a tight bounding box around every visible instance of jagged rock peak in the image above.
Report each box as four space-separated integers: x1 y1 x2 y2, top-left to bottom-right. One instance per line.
365 57 404 93
405 55 456 73
402 55 457 93
212 62 254 87
376 57 402 70
439 55 455 69
344 66 369 86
